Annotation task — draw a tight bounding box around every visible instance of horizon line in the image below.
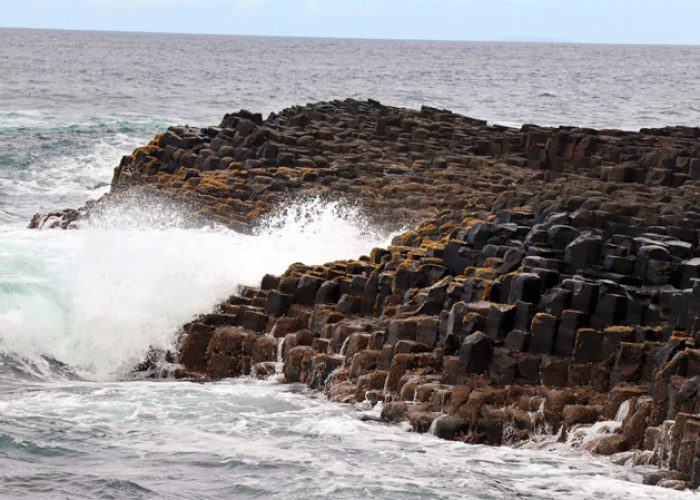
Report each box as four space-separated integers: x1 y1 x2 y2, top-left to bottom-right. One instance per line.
2 25 699 48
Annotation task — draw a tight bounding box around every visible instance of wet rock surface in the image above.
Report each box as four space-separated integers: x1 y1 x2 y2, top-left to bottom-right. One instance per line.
40 99 700 488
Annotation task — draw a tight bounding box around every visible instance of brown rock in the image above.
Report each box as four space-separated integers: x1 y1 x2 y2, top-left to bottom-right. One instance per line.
179 322 215 373
562 404 601 427
349 350 381 379
252 335 276 364
284 345 314 383
594 434 629 455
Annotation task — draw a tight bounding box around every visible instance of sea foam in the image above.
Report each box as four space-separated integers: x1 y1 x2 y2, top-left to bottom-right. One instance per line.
0 198 393 381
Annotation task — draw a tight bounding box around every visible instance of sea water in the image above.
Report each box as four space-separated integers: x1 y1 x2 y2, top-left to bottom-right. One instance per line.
1 28 699 498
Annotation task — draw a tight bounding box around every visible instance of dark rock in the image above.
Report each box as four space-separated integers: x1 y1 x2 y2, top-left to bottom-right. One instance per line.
433 415 470 440
296 275 323 306
240 309 269 332
381 402 410 423
507 273 542 304
416 316 440 347
541 356 569 387
568 279 599 312
486 303 516 340
541 287 572 316
315 281 340 304
499 247 525 273
387 318 418 345
612 342 645 384
548 225 580 250
504 330 531 352
336 294 361 314
490 348 517 385
529 313 559 355
565 233 603 273
517 353 541 383
206 327 253 379
555 310 587 357
513 301 535 330
252 335 277 364
265 290 291 316
573 329 604 363
443 240 475 274
592 293 627 329
410 412 439 433
100 100 700 483
459 332 493 374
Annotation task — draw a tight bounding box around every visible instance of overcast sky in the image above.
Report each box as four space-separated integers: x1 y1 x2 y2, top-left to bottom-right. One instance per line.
2 0 699 45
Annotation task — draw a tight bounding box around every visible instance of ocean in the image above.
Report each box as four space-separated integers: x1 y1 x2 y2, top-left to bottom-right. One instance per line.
1 28 699 498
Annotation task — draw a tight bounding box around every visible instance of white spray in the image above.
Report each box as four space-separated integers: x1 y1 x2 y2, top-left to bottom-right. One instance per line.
0 197 394 381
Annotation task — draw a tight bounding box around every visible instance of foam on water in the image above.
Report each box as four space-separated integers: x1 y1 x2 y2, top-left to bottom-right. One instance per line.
0 198 394 381
0 110 173 134
0 121 152 224
0 378 693 500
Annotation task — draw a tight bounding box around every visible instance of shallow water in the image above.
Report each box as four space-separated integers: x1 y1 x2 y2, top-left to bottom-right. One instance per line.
1 28 699 498
2 378 695 500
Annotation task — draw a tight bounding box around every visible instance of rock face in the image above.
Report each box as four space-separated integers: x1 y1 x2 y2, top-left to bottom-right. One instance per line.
37 99 700 488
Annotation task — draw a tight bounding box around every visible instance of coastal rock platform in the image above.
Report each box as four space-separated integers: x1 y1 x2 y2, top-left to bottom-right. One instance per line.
35 99 700 489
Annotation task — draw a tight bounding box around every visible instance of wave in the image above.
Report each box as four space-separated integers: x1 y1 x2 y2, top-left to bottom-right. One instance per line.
0 110 173 134
0 109 182 224
0 128 146 225
0 198 394 382
0 378 687 499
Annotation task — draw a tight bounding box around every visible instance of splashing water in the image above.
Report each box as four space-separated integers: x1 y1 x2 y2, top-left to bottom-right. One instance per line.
0 122 155 225
615 399 633 423
564 421 623 451
0 198 394 382
1 378 691 500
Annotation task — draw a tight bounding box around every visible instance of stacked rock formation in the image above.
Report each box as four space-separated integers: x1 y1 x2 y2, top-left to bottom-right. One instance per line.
34 100 700 489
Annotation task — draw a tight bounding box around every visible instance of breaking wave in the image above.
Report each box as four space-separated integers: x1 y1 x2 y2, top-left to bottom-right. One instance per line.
0 198 394 381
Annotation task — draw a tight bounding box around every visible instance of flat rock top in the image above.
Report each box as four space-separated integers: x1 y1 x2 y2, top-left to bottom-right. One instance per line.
32 98 700 232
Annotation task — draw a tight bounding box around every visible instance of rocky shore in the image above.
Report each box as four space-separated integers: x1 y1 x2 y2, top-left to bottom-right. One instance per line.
34 99 700 490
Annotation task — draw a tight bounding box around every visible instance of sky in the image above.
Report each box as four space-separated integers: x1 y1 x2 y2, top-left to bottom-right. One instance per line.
1 0 699 45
